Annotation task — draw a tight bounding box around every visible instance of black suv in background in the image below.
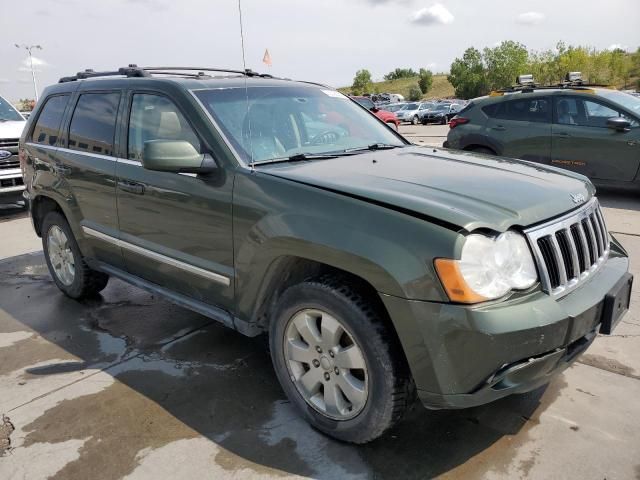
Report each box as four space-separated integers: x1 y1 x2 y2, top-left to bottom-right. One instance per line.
445 75 640 188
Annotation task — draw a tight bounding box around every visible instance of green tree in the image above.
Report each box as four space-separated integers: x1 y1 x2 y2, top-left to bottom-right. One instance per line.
483 41 528 90
408 84 422 101
384 68 418 81
448 47 487 99
418 68 433 94
352 69 373 96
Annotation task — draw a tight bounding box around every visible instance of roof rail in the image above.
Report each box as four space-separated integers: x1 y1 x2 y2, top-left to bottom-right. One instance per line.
58 64 278 83
59 65 150 83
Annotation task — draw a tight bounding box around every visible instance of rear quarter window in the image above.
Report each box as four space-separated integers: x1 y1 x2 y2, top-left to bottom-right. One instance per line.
31 95 70 146
68 92 120 156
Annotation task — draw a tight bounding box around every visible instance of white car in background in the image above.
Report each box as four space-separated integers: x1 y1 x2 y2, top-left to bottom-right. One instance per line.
0 95 27 206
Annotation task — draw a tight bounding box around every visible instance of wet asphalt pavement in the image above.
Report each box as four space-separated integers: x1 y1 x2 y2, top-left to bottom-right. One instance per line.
1 187 639 479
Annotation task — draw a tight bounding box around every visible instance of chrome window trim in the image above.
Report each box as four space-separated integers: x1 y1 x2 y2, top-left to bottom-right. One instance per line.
81 226 231 287
524 197 609 298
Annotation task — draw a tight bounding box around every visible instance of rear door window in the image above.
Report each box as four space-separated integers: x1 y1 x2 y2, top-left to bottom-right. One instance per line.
68 92 121 156
485 97 551 123
31 95 70 146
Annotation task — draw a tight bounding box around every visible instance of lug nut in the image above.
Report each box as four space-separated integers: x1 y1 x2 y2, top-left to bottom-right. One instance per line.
312 359 320 368
324 372 331 381
334 367 339 375
316 346 322 353
329 351 335 358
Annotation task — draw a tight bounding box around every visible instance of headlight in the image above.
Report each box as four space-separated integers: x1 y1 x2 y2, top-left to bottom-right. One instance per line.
435 231 538 303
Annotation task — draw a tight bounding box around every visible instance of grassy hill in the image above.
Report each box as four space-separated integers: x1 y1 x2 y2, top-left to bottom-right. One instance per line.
338 74 455 100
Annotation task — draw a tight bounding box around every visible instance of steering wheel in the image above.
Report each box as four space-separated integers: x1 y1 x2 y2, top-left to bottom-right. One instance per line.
310 130 340 145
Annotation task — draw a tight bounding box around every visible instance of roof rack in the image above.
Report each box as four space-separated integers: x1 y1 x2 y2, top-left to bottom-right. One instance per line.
59 64 276 83
489 71 611 96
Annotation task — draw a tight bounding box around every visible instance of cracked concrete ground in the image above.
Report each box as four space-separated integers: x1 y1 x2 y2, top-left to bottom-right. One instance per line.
0 189 639 480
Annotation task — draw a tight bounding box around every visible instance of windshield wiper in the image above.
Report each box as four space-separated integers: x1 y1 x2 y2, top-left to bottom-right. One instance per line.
252 152 347 166
344 143 404 153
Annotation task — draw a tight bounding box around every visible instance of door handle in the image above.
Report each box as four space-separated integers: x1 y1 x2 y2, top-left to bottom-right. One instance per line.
555 132 571 138
118 180 145 195
492 125 506 131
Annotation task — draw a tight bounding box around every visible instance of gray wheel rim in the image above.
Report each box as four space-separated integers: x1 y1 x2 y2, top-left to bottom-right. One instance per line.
284 309 368 420
47 225 75 286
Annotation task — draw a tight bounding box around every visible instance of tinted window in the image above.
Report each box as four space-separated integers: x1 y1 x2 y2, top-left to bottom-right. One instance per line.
354 97 375 110
128 94 200 161
31 95 70 146
68 93 120 155
486 98 551 123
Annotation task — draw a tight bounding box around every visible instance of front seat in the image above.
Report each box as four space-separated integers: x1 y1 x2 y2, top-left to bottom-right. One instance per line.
242 104 286 161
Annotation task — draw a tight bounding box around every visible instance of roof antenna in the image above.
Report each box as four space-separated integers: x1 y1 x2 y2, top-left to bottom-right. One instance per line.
238 0 255 170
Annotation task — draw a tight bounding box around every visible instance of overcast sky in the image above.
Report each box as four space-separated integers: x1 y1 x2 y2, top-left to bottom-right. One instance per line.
1 0 638 101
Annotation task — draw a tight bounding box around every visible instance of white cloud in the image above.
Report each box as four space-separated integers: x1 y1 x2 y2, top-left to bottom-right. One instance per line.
516 11 545 25
0 78 10 84
18 56 49 72
410 3 454 26
607 43 629 52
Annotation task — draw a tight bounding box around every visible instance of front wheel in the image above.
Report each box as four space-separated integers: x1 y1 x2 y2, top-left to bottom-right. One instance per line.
269 277 414 443
411 115 419 125
42 211 109 299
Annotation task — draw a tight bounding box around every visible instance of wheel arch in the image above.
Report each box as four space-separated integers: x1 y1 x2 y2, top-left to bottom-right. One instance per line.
250 254 412 372
31 194 67 237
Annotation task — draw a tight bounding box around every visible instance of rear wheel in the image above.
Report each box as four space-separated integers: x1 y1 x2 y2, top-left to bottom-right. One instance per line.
42 211 109 299
269 276 414 443
411 115 419 125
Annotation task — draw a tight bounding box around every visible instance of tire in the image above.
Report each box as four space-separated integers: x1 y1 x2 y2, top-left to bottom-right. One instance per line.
42 211 109 299
470 146 496 155
411 115 419 125
421 118 428 126
269 276 414 443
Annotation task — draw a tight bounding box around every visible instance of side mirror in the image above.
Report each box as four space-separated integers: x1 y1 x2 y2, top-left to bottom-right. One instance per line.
370 106 379 113
142 140 217 174
607 117 631 132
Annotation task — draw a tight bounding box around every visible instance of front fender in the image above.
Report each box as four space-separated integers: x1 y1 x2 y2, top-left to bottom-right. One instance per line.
232 171 460 322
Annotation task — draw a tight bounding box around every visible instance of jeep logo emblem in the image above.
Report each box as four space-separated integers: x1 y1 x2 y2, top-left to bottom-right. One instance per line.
570 193 586 204
0 150 11 160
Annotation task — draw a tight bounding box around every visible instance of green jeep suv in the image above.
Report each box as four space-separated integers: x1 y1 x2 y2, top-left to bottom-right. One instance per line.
19 66 632 443
445 80 640 188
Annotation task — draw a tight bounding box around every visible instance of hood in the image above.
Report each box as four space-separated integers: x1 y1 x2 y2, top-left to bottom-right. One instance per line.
375 110 397 121
0 120 27 139
259 146 595 233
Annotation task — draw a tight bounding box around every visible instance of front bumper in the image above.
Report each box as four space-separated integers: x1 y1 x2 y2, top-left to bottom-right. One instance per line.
380 241 631 410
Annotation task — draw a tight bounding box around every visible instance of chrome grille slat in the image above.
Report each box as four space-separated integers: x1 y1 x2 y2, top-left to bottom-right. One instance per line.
563 227 580 280
584 218 598 264
525 198 609 298
575 222 590 272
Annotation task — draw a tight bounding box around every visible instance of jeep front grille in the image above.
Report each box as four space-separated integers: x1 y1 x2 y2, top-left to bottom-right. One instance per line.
525 198 609 297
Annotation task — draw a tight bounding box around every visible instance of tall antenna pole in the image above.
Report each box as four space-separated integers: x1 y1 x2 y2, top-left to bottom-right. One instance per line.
237 0 254 168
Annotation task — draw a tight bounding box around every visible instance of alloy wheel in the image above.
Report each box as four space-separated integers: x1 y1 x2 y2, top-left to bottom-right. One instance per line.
284 309 368 420
47 225 75 286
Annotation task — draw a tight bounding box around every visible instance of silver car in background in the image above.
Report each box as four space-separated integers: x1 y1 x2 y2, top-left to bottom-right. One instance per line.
0 95 27 206
396 102 435 125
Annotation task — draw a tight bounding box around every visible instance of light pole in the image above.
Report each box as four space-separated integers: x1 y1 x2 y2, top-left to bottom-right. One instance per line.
14 44 43 101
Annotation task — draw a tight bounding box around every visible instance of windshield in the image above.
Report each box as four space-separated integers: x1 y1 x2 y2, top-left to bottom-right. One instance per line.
434 104 449 111
0 96 24 122
401 103 419 110
194 86 405 164
599 90 640 116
